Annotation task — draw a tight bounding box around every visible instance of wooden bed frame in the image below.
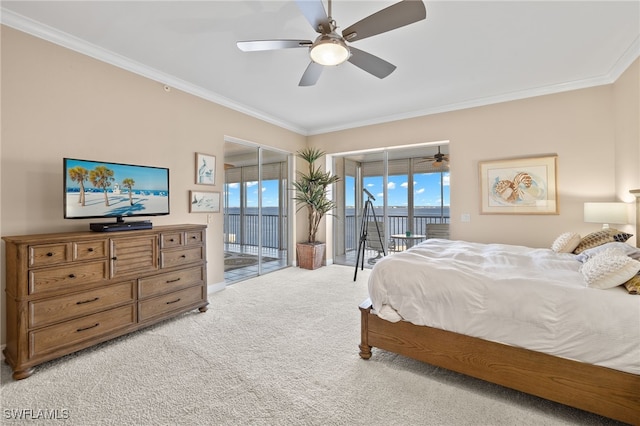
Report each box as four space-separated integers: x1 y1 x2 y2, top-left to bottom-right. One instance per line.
359 300 639 424
359 191 640 425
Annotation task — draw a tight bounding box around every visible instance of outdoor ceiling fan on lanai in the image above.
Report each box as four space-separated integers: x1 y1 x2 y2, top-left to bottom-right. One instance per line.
419 146 449 168
236 0 427 86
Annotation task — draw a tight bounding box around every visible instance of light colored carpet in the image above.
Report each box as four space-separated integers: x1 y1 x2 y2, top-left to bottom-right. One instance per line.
0 265 624 425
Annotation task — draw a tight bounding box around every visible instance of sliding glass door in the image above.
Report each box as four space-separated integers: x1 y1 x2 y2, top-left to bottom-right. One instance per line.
333 144 450 267
223 140 290 283
334 158 357 257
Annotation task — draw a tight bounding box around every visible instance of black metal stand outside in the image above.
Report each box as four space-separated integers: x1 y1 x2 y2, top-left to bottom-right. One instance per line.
353 196 385 281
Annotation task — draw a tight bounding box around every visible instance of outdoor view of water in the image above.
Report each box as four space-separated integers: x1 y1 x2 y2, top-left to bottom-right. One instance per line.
226 206 450 217
225 206 450 249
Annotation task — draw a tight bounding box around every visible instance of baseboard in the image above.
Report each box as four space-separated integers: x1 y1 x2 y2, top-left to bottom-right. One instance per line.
208 281 226 295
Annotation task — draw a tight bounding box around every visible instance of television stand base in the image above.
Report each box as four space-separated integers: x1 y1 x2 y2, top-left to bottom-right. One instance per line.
90 221 153 232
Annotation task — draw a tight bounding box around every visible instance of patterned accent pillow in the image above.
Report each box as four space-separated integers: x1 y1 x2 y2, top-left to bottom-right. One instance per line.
580 253 640 289
551 232 581 253
573 229 634 254
575 242 640 263
624 273 640 295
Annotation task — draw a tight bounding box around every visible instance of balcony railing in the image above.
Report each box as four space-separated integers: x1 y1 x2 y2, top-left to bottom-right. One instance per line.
224 214 286 249
224 213 449 251
344 214 450 251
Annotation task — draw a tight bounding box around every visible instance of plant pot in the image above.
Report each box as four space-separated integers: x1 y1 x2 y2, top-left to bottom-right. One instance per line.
296 242 325 270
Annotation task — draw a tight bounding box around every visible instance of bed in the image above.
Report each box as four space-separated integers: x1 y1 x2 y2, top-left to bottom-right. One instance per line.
359 201 640 424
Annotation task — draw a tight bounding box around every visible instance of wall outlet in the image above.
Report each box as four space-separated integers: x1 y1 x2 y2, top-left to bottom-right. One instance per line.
461 213 471 222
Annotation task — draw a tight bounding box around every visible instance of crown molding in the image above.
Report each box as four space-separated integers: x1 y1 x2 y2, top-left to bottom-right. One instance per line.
309 76 613 135
3 8 638 137
309 37 640 135
1 8 308 136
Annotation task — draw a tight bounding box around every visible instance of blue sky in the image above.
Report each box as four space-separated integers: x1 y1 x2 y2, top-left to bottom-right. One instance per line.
225 180 282 208
352 172 450 207
226 172 449 208
65 159 169 190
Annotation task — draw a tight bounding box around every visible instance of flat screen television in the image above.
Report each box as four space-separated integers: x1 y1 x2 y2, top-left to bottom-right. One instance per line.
64 157 170 224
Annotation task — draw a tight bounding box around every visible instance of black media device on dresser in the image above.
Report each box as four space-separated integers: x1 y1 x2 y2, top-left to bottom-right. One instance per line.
2 224 208 380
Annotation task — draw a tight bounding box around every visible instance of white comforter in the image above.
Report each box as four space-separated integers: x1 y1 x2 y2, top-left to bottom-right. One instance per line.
368 239 640 375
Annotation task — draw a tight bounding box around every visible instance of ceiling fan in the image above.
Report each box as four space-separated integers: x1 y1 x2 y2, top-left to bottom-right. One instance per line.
419 146 450 168
236 0 427 86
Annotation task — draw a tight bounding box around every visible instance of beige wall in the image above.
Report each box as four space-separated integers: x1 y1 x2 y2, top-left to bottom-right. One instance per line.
613 59 640 204
0 27 306 344
310 59 639 255
1 24 638 346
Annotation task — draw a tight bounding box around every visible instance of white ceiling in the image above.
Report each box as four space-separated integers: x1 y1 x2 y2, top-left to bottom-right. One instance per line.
2 1 639 136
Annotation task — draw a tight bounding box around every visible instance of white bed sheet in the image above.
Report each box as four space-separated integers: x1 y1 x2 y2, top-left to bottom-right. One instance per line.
368 239 640 375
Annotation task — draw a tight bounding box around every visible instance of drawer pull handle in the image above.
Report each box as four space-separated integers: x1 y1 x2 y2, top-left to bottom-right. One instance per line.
77 323 100 332
191 236 197 239
181 255 187 258
166 278 181 283
169 238 175 242
88 248 94 252
47 252 54 257
166 298 181 305
76 297 99 305
68 273 76 279
111 257 117 261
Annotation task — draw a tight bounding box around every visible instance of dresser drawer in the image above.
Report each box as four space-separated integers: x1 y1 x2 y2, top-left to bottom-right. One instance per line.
29 243 72 267
3 225 207 380
29 304 135 358
138 266 204 299
161 232 183 249
29 281 135 328
73 240 108 261
160 246 204 268
29 260 109 295
185 230 204 246
138 286 205 322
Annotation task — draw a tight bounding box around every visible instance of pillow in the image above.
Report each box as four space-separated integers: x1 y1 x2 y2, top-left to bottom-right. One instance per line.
580 252 640 289
575 242 640 263
551 232 581 253
624 273 640 295
573 229 634 254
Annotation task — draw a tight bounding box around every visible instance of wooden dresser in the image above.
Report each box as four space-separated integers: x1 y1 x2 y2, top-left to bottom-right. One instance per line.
2 224 208 380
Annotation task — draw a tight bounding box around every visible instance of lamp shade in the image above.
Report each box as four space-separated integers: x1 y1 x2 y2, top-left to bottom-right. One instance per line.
584 202 628 228
309 34 349 66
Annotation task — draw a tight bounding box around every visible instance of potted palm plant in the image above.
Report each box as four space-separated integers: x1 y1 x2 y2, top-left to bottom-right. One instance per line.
293 147 340 270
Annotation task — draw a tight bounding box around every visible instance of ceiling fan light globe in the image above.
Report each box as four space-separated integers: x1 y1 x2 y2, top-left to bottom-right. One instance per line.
310 36 350 66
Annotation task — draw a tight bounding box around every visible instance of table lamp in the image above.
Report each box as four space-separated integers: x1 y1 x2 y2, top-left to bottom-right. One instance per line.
583 202 628 229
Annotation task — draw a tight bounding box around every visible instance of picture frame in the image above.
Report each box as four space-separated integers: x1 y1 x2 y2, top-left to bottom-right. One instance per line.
479 155 558 215
195 152 215 185
189 190 220 213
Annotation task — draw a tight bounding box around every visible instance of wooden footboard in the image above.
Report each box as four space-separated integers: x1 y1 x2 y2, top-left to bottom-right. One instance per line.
359 299 640 425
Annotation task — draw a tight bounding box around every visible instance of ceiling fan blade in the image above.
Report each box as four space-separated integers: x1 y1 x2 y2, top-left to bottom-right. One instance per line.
342 0 427 43
295 0 331 33
237 39 312 52
299 62 324 86
348 47 396 79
